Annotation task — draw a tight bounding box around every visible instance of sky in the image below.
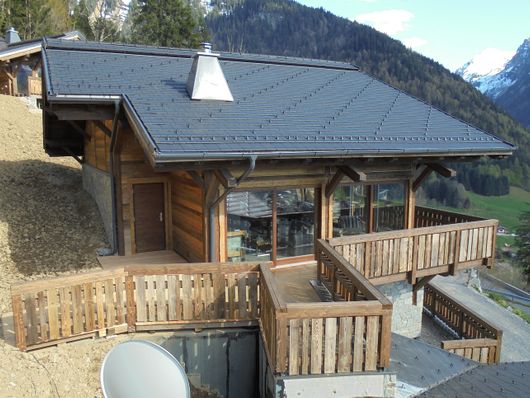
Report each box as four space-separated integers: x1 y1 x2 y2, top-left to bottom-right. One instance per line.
295 0 530 71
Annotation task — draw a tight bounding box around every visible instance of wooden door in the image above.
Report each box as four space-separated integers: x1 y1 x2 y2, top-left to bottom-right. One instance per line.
133 183 166 253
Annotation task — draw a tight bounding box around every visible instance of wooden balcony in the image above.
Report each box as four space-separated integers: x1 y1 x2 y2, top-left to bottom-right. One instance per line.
11 261 393 375
318 206 498 287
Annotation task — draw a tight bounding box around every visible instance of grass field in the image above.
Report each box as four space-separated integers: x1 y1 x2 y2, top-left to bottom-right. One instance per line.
427 186 530 249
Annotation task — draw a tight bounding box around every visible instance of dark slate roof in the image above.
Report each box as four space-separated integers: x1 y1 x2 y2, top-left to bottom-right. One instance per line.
0 31 84 61
418 361 530 398
42 39 515 163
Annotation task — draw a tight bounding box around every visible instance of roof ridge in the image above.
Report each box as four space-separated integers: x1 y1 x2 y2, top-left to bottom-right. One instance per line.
43 38 358 71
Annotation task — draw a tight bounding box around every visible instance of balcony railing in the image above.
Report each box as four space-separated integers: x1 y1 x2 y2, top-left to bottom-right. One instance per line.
424 283 502 364
11 261 393 375
323 207 498 285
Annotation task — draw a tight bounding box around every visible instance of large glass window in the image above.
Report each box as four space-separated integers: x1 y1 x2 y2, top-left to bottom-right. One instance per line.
373 183 405 232
227 191 273 262
276 188 315 259
227 188 316 262
332 184 367 237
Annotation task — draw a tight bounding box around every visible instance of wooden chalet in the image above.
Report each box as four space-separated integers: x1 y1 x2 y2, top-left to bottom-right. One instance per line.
0 29 83 96
9 38 516 397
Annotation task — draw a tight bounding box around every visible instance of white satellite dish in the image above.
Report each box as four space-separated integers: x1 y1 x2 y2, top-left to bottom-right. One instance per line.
100 340 190 398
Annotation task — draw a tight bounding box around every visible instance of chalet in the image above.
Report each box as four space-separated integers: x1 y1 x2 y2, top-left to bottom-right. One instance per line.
10 38 516 397
0 28 83 96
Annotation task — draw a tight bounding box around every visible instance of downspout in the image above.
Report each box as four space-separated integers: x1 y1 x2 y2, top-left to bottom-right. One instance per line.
109 100 121 254
208 155 257 262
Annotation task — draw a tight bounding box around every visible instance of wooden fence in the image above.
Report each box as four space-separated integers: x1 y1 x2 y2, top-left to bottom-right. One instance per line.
327 214 497 285
11 263 260 351
11 261 393 375
424 283 502 364
415 206 482 228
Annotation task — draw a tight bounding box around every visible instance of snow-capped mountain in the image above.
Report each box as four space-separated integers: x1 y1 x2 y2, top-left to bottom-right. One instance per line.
457 48 514 84
458 38 530 128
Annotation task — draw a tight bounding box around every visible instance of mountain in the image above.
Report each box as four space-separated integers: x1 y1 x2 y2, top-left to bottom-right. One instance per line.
458 39 530 128
456 48 514 95
206 0 530 192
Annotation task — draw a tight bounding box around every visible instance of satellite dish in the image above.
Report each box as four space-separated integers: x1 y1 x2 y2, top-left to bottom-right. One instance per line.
100 340 190 398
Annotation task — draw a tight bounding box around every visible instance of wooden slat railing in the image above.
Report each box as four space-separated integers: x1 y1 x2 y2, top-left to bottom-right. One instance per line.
11 261 393 374
415 206 482 227
327 217 498 285
375 205 405 231
424 283 502 364
126 263 260 331
11 263 260 351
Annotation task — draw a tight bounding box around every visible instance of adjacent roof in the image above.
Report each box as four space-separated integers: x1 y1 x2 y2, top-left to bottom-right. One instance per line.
42 39 515 163
418 361 530 398
0 31 84 62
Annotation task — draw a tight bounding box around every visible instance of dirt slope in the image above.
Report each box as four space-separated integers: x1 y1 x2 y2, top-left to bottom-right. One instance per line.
0 94 107 313
0 94 111 398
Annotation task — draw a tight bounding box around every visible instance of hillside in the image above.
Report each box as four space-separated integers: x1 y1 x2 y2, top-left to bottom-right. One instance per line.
206 0 530 191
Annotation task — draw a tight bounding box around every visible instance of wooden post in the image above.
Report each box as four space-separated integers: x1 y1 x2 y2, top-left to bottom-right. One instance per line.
450 230 462 275
125 274 136 332
366 185 374 233
11 293 26 351
379 310 392 368
405 179 415 229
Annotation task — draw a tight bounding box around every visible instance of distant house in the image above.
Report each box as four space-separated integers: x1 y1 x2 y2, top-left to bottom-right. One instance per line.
0 28 84 96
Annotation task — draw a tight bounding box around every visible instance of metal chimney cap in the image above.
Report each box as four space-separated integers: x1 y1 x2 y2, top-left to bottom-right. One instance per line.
201 42 212 53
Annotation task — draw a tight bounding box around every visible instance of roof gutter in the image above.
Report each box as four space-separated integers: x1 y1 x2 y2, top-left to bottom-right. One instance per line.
208 155 257 262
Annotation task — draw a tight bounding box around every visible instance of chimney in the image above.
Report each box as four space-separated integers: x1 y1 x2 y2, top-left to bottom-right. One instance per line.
186 42 234 102
6 27 21 44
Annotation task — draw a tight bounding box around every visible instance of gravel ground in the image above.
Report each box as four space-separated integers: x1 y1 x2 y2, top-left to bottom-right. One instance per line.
0 94 113 398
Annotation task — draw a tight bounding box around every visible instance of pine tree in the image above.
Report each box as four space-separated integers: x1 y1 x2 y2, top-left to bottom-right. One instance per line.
131 0 208 48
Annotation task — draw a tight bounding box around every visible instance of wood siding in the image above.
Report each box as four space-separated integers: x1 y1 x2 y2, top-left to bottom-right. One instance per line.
84 120 111 172
170 171 206 262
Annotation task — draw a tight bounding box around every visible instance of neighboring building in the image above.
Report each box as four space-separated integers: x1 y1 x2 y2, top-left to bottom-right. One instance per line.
0 28 84 96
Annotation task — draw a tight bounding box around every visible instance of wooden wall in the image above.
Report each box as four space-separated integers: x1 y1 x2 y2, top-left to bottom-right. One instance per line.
84 121 111 172
170 171 206 262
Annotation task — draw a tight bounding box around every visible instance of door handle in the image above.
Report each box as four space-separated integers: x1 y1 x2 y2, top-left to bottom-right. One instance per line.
159 212 163 222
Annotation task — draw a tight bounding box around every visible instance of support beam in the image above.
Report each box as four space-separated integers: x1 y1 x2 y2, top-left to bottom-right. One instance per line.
188 170 205 189
325 169 344 198
412 165 433 191
50 104 116 121
62 147 83 165
94 120 112 137
213 169 237 188
338 165 367 182
427 162 456 178
412 275 436 305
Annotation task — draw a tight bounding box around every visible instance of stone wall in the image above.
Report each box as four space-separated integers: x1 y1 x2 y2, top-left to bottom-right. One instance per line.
378 281 423 338
82 164 114 249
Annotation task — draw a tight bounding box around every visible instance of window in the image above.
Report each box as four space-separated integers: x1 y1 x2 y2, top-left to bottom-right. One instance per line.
227 188 316 263
276 188 315 258
373 183 405 232
227 191 273 262
332 184 367 237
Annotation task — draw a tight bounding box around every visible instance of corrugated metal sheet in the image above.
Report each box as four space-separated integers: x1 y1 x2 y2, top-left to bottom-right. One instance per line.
42 39 515 162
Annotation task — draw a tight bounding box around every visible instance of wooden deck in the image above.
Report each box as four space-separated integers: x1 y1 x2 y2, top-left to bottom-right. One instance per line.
97 250 187 270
